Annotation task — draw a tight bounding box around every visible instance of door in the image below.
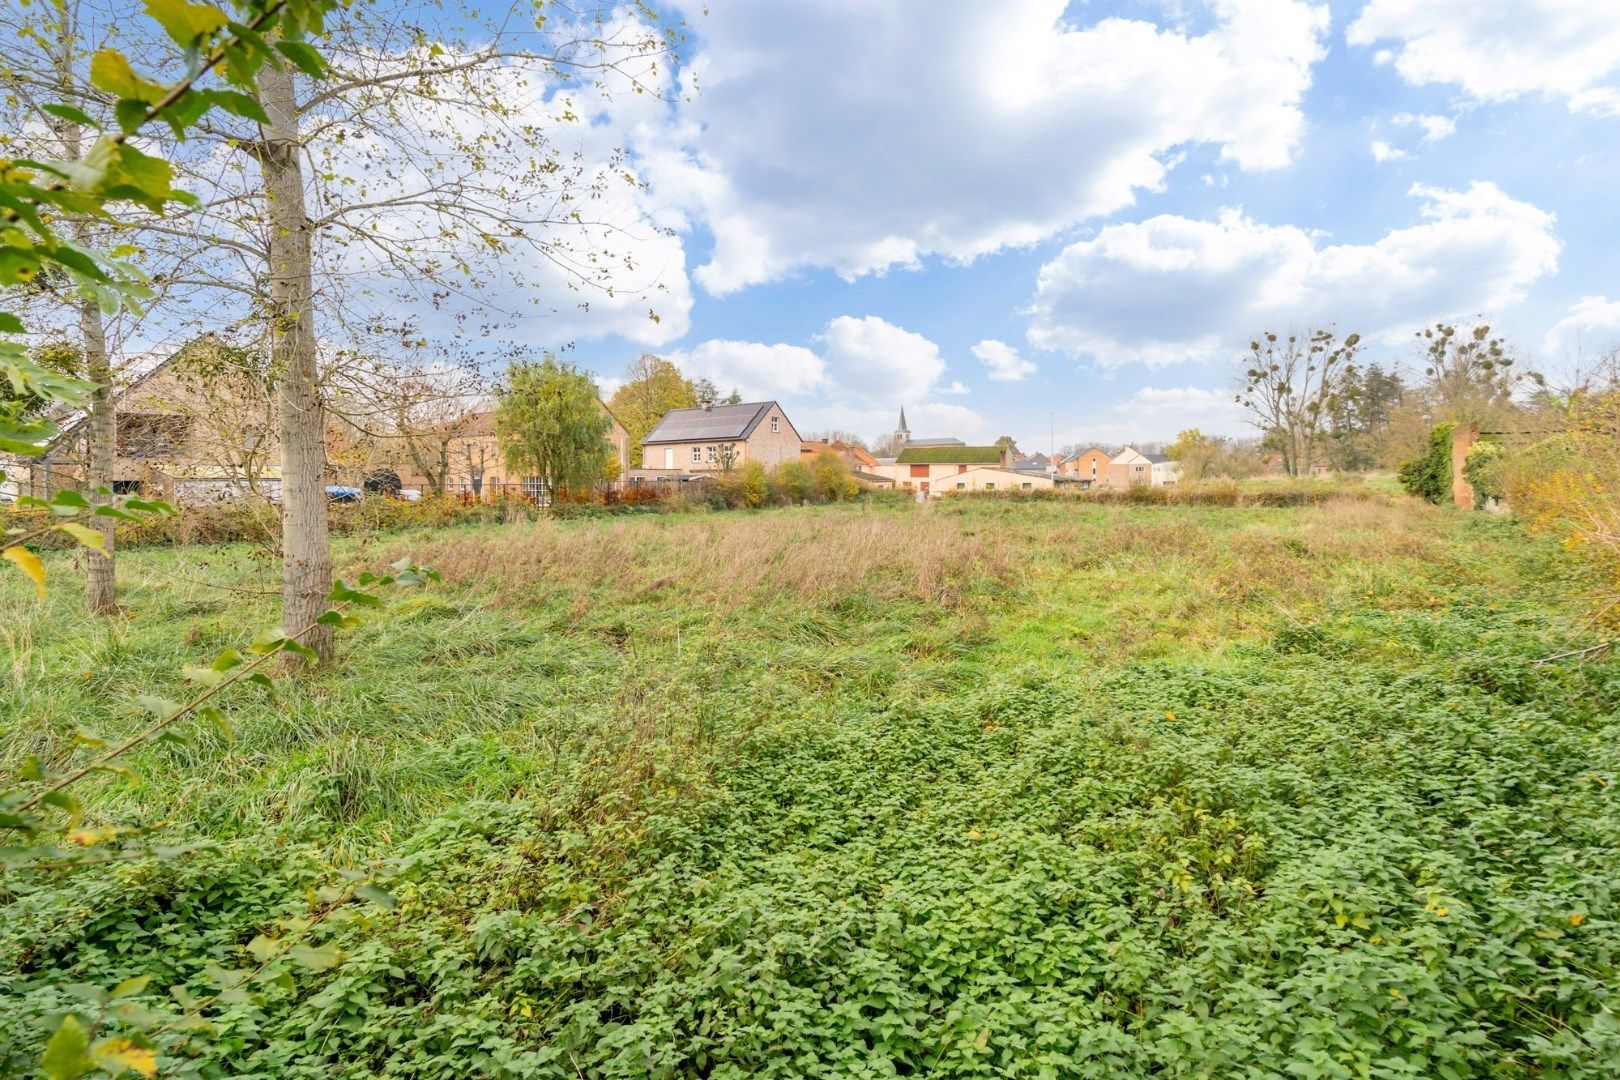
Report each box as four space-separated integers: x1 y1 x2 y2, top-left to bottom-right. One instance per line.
664 447 674 469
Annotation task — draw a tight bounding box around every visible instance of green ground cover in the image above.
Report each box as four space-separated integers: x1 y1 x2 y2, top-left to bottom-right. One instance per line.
3 492 1617 1076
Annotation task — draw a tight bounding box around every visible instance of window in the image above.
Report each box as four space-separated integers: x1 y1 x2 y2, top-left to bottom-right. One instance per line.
1091 461 1097 476
705 445 717 463
691 446 702 463
955 482 965 490
909 464 929 478
117 413 191 458
1021 482 1032 490
984 483 996 490
770 415 780 433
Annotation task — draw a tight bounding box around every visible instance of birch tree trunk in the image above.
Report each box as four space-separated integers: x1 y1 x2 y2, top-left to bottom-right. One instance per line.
54 2 116 614
80 297 116 613
259 63 333 661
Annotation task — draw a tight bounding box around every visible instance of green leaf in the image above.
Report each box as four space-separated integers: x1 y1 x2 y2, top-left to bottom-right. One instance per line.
51 490 91 509
40 1014 91 1080
354 884 398 910
109 975 152 1000
53 523 106 551
144 0 228 46
89 50 160 103
41 104 103 131
287 941 345 972
198 705 232 743
0 312 25 333
202 89 271 125
138 696 182 719
245 934 283 963
274 40 326 78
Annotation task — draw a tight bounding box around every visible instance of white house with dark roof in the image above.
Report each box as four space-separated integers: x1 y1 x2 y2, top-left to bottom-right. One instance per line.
638 401 803 473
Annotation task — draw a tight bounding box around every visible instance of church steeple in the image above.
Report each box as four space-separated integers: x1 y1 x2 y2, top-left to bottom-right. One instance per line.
895 407 910 447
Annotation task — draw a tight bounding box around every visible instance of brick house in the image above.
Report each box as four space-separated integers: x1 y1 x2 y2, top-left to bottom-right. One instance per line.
639 401 803 472
395 404 630 498
1106 447 1179 488
4 337 285 502
1060 446 1111 485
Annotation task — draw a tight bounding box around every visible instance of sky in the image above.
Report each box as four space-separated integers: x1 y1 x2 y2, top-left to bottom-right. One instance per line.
488 0 1620 452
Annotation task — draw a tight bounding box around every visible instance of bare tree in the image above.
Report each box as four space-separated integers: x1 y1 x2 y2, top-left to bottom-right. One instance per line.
1234 329 1360 477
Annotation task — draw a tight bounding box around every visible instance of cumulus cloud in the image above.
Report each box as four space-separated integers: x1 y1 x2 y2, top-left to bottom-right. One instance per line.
819 316 947 403
671 316 982 441
1542 295 1620 357
658 0 1329 293
972 340 1038 382
1026 181 1560 369
669 340 826 400
1349 0 1620 116
1370 112 1457 162
1046 386 1248 448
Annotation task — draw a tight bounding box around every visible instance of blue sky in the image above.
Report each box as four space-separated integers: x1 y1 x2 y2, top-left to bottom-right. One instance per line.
515 0 1620 451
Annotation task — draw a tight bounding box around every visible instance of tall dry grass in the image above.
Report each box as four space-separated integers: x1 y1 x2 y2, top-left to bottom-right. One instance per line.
386 508 1015 612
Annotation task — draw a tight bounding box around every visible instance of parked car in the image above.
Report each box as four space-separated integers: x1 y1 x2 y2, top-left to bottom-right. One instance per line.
324 485 362 503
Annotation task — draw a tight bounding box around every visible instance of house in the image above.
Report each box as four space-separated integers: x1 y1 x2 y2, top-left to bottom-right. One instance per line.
1060 447 1111 485
945 466 1054 493
5 337 283 502
1107 447 1179 488
1013 452 1053 473
395 404 631 499
875 443 1018 496
801 439 878 471
640 400 802 472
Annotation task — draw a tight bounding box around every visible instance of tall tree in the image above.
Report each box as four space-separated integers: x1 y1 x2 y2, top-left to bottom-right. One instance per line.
608 353 695 466
144 2 680 661
1235 329 1360 476
1417 323 1536 428
495 356 614 498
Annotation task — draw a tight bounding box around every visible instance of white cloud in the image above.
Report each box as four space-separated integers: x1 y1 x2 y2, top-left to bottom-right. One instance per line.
1370 139 1407 163
669 340 826 400
1542 295 1620 357
672 316 981 442
660 0 1329 293
818 316 947 402
1394 112 1457 143
1026 181 1560 368
972 340 1038 382
1046 386 1248 448
1370 112 1457 162
1348 0 1620 116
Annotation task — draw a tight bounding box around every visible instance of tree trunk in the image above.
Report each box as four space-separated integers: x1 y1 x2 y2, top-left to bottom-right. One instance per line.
80 297 116 613
53 6 116 615
259 64 333 661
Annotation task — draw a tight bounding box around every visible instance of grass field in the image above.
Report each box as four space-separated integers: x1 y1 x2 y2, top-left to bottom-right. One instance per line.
4 491 1619 1076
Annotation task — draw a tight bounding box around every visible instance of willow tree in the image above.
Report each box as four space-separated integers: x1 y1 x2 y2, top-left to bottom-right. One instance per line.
495 356 614 497
142 1 682 661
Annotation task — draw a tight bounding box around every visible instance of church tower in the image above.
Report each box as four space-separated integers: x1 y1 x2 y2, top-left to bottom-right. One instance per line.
895 407 910 449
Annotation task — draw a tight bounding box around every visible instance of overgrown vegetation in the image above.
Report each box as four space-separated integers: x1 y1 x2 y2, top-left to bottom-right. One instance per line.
1398 421 1455 504
4 492 1616 1076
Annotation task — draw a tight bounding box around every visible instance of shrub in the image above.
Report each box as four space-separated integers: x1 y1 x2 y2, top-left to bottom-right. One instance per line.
1398 422 1454 504
770 460 814 505
1462 439 1506 508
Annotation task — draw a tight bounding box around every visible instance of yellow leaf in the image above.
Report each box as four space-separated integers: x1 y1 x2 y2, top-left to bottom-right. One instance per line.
1165 711 1176 721
966 829 981 841
3 545 46 598
1570 913 1586 926
92 1037 157 1078
54 522 106 551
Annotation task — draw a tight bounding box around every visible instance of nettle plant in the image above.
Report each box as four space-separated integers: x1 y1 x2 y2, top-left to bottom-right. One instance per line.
0 2 438 1076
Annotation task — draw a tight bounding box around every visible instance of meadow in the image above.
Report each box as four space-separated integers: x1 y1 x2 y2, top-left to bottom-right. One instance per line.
3 490 1618 1077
